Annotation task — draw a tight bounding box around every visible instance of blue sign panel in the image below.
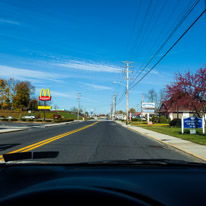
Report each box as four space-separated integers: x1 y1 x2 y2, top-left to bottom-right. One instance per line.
183 117 202 129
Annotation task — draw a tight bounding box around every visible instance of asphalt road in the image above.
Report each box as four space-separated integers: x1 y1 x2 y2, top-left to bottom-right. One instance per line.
0 120 202 163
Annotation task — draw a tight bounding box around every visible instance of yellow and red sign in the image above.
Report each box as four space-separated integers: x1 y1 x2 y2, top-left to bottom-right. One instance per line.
38 106 52 110
39 88 51 101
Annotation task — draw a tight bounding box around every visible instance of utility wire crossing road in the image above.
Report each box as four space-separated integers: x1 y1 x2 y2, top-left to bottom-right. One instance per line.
0 121 202 163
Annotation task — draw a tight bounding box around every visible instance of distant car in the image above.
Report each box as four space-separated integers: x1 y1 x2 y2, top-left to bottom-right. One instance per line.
7 116 13 119
22 115 36 119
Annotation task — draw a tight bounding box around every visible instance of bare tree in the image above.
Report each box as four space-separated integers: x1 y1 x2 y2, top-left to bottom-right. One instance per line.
147 89 157 103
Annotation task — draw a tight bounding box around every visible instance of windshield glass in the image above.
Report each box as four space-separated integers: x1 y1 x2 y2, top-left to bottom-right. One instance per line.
0 0 205 165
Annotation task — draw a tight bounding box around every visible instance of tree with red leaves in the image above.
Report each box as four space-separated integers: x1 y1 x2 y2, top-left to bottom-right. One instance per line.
164 66 206 118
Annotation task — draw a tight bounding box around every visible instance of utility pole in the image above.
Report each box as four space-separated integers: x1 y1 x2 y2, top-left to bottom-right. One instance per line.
111 103 113 120
114 94 118 117
77 93 81 120
122 61 134 125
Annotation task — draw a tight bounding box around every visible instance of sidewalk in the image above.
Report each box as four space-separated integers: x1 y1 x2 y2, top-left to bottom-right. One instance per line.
116 121 206 162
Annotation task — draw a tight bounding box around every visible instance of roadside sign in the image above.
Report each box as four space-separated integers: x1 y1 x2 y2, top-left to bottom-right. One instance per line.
142 103 155 109
190 130 196 134
182 116 205 134
39 88 51 101
38 88 52 121
38 106 52 110
183 116 202 129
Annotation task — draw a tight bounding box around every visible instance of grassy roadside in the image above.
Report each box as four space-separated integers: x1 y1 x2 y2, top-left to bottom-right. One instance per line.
0 110 82 120
132 123 206 146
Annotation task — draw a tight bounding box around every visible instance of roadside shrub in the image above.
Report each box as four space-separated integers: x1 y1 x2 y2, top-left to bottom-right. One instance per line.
45 119 52 122
152 116 159 123
169 118 181 127
35 119 43 122
54 118 74 123
10 118 18 121
0 118 8 121
159 115 167 123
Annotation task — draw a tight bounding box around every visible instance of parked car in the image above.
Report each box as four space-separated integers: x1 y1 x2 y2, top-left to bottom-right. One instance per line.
22 115 36 119
54 114 61 119
7 116 13 119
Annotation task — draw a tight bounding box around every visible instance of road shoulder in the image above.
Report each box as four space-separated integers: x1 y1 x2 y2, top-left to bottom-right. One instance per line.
116 121 206 162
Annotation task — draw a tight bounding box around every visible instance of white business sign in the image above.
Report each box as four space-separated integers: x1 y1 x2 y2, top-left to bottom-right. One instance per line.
142 102 155 109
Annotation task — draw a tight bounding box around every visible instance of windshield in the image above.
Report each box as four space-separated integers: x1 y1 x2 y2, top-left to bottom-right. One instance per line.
0 0 205 165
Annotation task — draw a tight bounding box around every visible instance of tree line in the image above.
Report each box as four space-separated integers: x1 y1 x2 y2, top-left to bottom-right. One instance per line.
0 78 38 111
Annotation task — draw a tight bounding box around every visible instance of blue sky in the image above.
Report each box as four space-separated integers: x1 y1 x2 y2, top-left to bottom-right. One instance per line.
0 0 205 114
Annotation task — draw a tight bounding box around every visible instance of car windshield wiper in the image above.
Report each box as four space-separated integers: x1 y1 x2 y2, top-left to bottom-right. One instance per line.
85 159 206 167
0 151 59 163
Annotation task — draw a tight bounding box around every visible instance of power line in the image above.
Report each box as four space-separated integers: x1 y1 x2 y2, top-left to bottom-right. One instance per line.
123 0 143 60
129 8 206 90
132 0 181 62
129 0 200 89
130 0 161 61
128 0 153 60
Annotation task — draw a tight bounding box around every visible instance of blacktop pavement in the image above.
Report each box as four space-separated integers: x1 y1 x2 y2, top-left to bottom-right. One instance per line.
1 120 206 162
116 120 206 162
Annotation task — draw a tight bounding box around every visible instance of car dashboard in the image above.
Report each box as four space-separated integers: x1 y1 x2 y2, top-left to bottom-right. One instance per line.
0 164 206 205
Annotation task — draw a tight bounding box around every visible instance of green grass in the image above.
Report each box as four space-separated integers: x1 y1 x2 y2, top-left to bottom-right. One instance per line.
30 111 82 120
135 124 206 146
0 110 82 120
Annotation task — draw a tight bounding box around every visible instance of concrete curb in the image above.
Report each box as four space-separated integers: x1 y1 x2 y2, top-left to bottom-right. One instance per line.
43 120 83 128
0 128 29 134
116 121 206 162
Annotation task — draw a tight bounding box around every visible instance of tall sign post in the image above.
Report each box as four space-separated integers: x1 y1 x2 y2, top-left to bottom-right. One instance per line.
141 103 155 123
38 88 52 121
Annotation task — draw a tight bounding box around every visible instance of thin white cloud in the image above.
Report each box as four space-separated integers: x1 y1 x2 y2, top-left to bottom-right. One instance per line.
51 91 76 99
55 60 121 73
0 65 65 82
79 82 112 90
0 18 20 25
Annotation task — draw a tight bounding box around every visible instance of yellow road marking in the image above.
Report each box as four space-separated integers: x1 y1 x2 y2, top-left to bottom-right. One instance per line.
0 121 99 161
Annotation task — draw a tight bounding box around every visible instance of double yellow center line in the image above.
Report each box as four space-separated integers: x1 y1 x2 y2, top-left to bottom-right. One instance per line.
0 121 99 161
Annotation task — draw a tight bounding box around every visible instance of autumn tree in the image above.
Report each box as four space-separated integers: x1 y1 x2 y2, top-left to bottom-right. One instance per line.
128 108 136 113
118 110 124 114
12 81 35 110
164 67 206 117
0 79 8 109
28 99 38 111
